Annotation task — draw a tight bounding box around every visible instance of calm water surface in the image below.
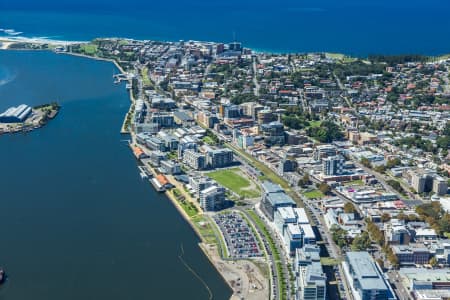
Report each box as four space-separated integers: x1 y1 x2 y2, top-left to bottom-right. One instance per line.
0 50 231 300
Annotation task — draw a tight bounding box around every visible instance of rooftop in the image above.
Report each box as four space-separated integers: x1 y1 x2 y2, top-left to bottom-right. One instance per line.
262 181 284 194
346 251 389 291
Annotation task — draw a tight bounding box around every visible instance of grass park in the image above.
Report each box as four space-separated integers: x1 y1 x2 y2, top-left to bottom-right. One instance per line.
303 189 324 199
79 44 98 55
206 167 260 198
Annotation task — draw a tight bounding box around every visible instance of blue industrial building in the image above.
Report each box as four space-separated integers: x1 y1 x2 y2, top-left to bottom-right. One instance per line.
0 104 32 123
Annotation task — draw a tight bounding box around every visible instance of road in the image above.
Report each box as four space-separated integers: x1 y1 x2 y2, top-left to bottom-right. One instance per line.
252 205 294 300
252 56 260 97
333 72 353 108
387 271 410 300
146 76 352 299
241 209 281 300
353 160 418 201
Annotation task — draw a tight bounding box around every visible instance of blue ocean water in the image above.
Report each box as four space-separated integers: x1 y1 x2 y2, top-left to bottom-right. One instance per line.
0 0 450 55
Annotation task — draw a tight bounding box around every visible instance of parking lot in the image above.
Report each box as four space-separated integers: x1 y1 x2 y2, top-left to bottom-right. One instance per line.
214 212 263 259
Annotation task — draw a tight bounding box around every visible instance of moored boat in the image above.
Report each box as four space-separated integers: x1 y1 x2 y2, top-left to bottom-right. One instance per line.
0 268 6 284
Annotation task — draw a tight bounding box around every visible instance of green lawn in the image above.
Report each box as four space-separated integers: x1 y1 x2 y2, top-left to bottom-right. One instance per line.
206 168 260 198
225 143 304 207
141 67 152 87
192 215 220 245
80 44 98 55
344 179 364 186
303 189 324 199
320 257 342 266
202 136 216 145
171 189 198 217
326 53 345 60
308 120 322 128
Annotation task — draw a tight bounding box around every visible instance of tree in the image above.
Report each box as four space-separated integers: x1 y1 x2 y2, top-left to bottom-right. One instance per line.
307 120 343 143
387 179 405 194
344 202 357 214
381 213 391 223
318 183 331 195
386 157 401 169
360 157 372 168
367 220 385 246
376 258 385 270
298 173 310 188
387 250 399 269
374 165 386 173
331 225 349 249
429 256 438 268
397 212 407 221
351 232 371 251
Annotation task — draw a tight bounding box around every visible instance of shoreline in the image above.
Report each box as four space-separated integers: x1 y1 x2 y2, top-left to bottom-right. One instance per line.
61 51 134 133
2 35 450 60
0 44 241 298
0 104 60 135
130 143 267 299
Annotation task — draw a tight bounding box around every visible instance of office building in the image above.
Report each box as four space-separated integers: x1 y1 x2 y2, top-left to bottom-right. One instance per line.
183 149 206 170
207 148 234 168
274 206 298 236
433 176 448 196
189 175 215 198
284 223 303 255
150 112 175 127
278 158 299 174
160 160 181 175
300 224 316 245
322 155 345 176
200 185 226 211
223 104 242 119
399 268 450 299
261 181 296 221
313 145 337 160
261 121 285 146
384 219 411 245
343 252 396 300
392 244 430 266
295 245 326 300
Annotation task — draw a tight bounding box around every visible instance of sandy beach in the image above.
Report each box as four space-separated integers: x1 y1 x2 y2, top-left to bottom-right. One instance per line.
0 36 86 49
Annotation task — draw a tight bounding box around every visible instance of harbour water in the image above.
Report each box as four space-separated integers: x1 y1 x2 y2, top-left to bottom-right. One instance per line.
0 50 232 300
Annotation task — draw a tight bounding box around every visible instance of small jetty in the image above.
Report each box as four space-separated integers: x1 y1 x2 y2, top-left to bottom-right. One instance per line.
138 165 149 179
129 143 171 192
113 73 134 85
